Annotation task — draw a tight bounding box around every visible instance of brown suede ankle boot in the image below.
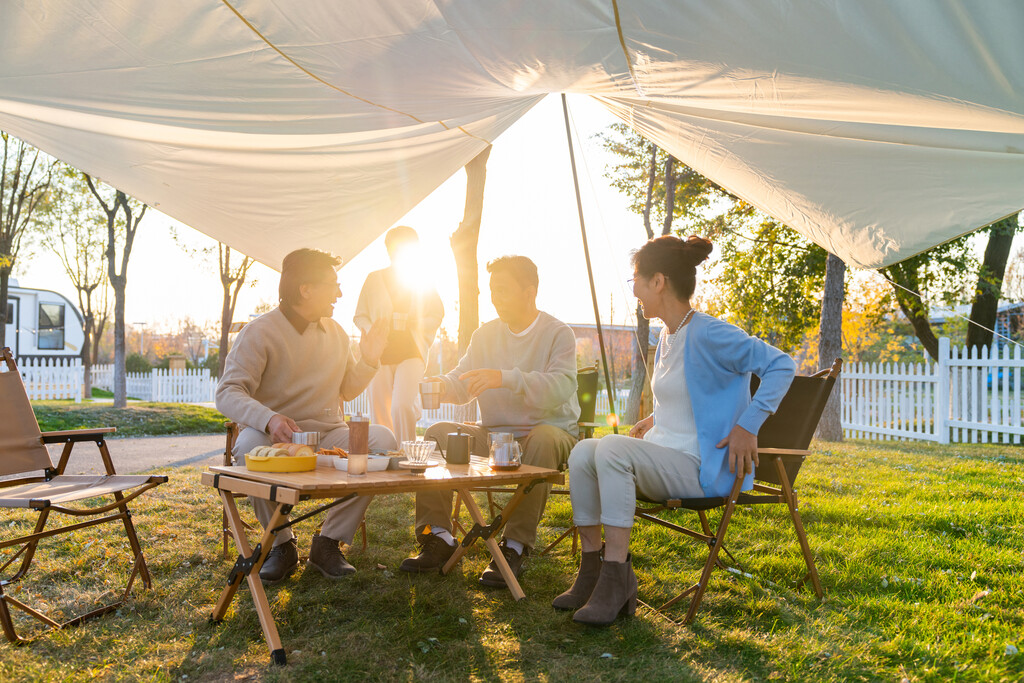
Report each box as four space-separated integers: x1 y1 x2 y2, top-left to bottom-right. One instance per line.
552 546 603 611
572 553 638 626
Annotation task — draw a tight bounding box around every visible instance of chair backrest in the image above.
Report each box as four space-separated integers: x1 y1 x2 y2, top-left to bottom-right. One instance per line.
0 347 55 476
751 358 842 485
577 365 599 423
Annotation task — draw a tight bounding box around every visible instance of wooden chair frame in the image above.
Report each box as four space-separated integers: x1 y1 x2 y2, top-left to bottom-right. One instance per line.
0 347 167 643
635 359 842 624
220 422 366 558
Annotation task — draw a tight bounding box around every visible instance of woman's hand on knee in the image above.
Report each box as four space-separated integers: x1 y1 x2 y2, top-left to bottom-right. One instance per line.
717 425 758 475
629 415 654 439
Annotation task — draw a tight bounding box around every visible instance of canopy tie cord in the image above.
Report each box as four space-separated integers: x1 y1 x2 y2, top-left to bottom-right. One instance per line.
877 273 1021 348
563 100 656 389
562 94 619 432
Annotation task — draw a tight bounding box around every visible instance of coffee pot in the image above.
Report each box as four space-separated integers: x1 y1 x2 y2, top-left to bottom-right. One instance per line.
433 427 472 465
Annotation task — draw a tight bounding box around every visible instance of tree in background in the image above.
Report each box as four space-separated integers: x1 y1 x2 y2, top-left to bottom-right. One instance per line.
0 132 58 348
451 145 491 354
171 228 255 377
43 167 110 398
877 224 1011 360
599 123 725 423
965 213 1020 351
85 174 147 408
216 243 254 376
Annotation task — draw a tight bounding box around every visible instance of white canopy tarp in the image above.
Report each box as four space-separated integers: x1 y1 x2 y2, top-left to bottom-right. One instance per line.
2 0 1023 269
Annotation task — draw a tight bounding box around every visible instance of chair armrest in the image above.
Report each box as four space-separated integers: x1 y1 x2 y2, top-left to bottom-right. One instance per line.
41 427 117 443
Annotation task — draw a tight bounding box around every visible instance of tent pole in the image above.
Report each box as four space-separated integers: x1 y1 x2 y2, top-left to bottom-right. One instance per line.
561 94 618 433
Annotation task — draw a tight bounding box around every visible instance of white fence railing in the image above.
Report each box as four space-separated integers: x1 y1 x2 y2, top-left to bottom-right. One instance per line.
842 337 1024 444
17 357 84 402
91 364 216 403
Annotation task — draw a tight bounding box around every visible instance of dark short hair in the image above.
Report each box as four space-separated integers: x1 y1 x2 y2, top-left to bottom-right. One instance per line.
384 225 419 256
630 235 713 300
279 248 341 306
486 255 539 291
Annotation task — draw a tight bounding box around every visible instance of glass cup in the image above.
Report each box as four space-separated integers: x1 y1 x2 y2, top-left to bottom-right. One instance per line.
347 451 368 476
419 380 442 410
489 440 522 471
402 440 434 466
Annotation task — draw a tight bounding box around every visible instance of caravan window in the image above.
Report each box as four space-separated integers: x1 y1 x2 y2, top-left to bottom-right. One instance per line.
38 303 65 350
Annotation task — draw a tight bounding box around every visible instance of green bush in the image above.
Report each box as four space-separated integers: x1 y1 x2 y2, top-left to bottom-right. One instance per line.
125 352 152 374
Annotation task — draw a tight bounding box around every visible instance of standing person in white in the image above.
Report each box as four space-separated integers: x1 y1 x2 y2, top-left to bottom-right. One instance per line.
216 248 397 585
354 227 444 444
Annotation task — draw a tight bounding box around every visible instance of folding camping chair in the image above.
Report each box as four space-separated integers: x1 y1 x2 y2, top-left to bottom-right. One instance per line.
220 422 366 559
453 364 602 555
0 347 167 643
634 358 841 624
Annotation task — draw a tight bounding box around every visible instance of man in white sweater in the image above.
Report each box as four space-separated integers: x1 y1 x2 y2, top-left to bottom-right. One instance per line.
400 256 580 587
216 248 395 585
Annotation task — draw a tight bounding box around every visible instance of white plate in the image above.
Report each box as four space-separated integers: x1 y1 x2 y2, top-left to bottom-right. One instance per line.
333 454 390 472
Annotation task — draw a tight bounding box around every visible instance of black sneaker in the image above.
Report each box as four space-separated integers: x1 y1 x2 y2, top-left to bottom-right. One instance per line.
259 538 298 585
479 540 527 587
399 532 457 573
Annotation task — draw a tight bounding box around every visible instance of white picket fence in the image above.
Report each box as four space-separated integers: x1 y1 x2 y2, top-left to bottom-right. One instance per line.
16 357 84 402
842 337 1024 444
91 364 216 403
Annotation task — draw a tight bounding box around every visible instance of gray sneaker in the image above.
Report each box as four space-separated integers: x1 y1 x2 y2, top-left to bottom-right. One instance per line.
307 534 356 578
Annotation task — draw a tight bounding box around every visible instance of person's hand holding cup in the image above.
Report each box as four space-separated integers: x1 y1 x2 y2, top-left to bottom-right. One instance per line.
419 378 443 410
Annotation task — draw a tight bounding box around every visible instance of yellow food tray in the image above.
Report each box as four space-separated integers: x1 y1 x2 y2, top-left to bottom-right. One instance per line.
245 454 317 472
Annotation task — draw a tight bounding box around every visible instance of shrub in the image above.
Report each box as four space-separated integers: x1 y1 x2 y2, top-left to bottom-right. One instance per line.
125 352 152 374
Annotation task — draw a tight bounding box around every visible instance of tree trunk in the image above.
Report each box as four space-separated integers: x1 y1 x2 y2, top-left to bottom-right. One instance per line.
966 214 1019 351
882 263 940 360
111 274 127 407
0 269 9 349
451 145 491 354
81 321 92 400
218 295 232 378
816 253 845 441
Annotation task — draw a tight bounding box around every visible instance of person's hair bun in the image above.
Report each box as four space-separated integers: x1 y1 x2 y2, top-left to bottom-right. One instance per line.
681 235 713 265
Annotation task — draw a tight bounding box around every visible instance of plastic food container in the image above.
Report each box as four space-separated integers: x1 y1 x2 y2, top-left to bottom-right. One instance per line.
245 454 317 472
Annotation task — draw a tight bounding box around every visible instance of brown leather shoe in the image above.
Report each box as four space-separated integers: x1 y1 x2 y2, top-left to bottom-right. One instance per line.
307 534 355 578
399 532 457 573
479 540 527 587
552 546 603 610
259 538 298 585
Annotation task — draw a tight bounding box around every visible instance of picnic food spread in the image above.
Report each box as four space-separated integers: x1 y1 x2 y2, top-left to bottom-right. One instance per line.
317 447 349 457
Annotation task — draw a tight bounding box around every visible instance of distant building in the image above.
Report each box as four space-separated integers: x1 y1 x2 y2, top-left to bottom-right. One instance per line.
568 323 661 381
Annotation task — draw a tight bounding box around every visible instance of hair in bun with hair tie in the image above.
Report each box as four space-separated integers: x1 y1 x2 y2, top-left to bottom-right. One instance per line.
630 235 713 300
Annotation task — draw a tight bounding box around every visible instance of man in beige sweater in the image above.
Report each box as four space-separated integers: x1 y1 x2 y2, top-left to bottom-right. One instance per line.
217 248 395 585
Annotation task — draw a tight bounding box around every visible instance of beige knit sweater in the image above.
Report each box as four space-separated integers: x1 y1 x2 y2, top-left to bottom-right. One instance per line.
216 308 377 433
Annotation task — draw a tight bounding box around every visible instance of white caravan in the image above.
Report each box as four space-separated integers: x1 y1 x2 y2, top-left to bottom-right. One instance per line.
2 279 85 360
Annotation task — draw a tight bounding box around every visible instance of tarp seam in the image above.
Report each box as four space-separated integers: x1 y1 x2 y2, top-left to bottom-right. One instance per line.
611 0 641 97
220 0 491 144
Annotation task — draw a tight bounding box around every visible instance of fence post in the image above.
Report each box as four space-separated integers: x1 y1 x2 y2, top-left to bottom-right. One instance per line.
936 337 950 444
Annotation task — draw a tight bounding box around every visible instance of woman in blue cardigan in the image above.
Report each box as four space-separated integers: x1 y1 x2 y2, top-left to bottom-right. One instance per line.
555 235 796 626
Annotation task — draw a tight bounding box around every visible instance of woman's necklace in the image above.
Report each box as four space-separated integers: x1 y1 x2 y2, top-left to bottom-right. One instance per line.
662 308 695 353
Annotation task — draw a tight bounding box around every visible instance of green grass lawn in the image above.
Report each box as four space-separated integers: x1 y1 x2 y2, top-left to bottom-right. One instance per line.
31 401 227 437
0 439 1021 682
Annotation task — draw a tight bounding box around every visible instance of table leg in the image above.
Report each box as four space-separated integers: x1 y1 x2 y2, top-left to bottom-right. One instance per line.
211 491 290 665
444 486 530 600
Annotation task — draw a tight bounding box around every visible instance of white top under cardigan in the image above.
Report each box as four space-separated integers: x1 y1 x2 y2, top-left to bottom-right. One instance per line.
645 325 700 459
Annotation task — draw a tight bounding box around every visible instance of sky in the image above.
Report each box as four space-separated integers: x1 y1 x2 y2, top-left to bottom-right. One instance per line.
19 94 655 340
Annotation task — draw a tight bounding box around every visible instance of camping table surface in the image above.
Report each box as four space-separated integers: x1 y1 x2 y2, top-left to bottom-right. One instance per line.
201 456 563 665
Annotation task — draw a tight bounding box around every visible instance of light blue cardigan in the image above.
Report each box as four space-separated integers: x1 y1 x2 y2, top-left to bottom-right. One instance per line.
654 312 796 498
